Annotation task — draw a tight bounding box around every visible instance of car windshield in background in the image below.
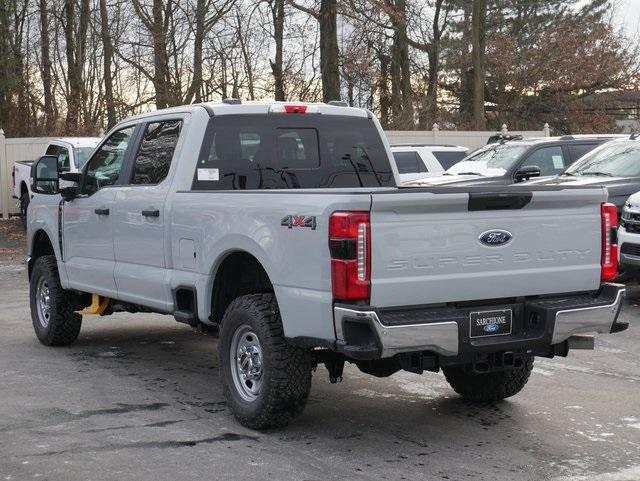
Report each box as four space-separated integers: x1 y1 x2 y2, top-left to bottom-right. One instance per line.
445 143 529 176
565 142 640 177
73 147 96 168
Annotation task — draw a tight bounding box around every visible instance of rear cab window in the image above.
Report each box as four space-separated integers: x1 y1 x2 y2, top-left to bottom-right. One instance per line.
192 114 395 190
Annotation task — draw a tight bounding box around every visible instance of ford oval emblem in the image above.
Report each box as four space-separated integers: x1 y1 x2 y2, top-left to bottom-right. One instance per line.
479 230 512 247
483 323 500 333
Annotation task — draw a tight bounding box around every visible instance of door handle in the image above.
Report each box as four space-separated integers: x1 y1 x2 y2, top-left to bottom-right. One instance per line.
94 207 110 216
142 209 160 218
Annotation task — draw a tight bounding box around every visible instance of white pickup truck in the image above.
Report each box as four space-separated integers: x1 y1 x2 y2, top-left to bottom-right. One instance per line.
25 101 627 429
12 137 100 225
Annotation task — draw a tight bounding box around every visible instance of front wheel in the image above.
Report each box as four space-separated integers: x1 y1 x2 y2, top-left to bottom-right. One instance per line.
218 293 312 429
442 358 534 402
29 255 82 346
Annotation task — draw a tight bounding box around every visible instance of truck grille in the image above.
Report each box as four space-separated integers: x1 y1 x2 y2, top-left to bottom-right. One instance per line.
621 243 640 257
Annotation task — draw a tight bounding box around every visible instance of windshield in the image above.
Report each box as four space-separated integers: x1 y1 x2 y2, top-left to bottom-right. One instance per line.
445 143 529 176
73 147 96 168
565 142 640 177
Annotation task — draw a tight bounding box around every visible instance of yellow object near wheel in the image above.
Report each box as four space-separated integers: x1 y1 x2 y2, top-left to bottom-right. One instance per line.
76 294 110 315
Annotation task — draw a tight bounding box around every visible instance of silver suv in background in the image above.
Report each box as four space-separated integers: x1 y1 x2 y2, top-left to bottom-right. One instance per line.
390 144 468 183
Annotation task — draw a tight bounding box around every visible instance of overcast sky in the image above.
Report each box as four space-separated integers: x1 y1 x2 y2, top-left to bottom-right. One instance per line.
614 0 640 38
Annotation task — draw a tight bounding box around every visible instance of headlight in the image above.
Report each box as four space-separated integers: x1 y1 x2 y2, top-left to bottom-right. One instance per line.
621 207 631 221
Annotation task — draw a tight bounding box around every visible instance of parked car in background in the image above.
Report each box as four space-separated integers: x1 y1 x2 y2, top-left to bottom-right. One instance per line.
12 137 101 226
24 100 627 429
527 136 640 213
404 135 626 188
619 191 640 281
390 144 468 183
486 133 523 144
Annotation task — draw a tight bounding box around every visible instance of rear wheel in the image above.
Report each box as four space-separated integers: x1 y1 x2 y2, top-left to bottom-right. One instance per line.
20 192 29 229
218 293 312 429
29 256 82 346
442 358 534 402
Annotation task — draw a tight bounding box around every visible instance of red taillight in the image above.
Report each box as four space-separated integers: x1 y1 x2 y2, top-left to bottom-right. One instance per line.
601 202 618 281
329 211 370 302
284 104 307 114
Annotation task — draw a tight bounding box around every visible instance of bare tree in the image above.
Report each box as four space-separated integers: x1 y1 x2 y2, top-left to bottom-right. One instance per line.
289 0 341 102
268 0 286 100
39 0 55 128
99 0 116 128
471 0 486 129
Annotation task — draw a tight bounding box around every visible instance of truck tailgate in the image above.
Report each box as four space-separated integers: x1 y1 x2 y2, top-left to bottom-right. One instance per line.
369 188 607 308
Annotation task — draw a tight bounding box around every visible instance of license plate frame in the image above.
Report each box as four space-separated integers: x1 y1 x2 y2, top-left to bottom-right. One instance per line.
469 309 513 338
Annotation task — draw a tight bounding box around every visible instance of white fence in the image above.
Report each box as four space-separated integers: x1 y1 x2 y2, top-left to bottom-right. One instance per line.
386 123 550 150
0 124 550 219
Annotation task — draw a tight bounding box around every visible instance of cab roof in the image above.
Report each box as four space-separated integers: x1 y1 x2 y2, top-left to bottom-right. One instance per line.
52 137 102 148
121 100 371 124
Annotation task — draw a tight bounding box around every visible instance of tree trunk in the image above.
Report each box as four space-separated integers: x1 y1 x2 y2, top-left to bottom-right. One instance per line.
64 0 79 131
270 0 285 100
99 0 116 128
39 0 55 129
190 0 205 103
149 0 170 108
378 52 390 129
390 0 413 129
319 0 340 102
418 0 444 129
471 0 486 130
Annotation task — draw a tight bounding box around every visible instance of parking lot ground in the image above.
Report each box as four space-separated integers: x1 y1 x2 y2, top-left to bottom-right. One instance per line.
0 220 639 481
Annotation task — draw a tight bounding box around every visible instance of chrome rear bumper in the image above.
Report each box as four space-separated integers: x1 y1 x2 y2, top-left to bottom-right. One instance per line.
333 283 626 360
551 284 625 344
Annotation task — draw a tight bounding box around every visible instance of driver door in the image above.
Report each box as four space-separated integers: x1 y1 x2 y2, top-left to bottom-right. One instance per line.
63 126 138 297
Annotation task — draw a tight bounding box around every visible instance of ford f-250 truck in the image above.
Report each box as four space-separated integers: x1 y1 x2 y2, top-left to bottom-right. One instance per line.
25 101 628 429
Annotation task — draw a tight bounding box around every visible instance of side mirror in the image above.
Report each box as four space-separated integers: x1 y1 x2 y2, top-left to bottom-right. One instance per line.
59 171 81 201
515 165 541 182
31 155 59 194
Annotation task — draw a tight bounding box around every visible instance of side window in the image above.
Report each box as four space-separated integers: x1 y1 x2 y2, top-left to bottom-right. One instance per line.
83 126 135 195
58 147 70 172
567 143 596 164
132 120 182 185
522 146 566 177
393 151 428 174
45 145 70 172
45 145 59 156
432 150 467 170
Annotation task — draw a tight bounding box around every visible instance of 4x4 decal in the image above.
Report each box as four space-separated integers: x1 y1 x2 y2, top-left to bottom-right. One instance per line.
281 215 317 230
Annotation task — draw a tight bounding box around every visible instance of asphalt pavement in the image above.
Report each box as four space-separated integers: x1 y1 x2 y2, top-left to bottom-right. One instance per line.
0 242 638 480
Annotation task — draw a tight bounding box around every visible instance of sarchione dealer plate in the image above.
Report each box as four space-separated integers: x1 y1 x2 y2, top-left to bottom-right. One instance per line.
469 309 512 338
